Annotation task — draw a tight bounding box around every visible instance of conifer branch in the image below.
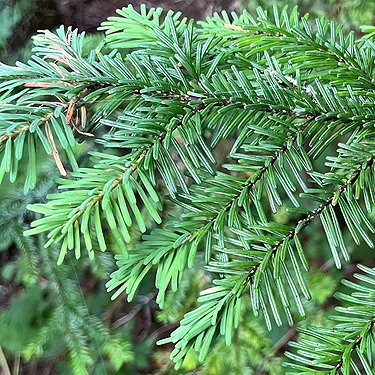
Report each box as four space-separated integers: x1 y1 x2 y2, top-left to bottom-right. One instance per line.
3 5 375 371
334 319 375 372
207 14 371 83
0 85 97 145
247 152 375 285
285 263 375 373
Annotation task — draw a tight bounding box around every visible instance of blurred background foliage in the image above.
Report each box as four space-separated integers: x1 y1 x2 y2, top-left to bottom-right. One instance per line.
0 0 375 374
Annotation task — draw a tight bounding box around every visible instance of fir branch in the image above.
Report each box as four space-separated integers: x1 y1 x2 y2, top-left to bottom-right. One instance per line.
203 12 372 84
25 95 219 261
172 118 312 245
285 264 375 373
246 151 375 285
0 85 97 145
107 117 313 310
208 119 312 221
5 5 375 371
334 319 375 373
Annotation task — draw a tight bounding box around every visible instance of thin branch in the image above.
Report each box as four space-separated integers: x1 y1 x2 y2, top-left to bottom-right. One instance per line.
13 353 20 375
111 291 157 329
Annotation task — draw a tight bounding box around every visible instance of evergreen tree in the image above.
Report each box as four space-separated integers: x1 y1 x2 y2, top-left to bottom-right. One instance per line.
1 4 375 373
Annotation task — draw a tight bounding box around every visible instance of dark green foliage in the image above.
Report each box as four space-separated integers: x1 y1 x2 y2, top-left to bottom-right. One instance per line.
0 169 133 374
244 0 375 32
1 3 375 374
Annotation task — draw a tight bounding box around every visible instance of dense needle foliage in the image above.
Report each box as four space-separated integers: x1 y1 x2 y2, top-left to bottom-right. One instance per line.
1 4 375 374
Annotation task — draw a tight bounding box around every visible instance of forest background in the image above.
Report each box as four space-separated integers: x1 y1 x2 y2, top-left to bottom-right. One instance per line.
1 0 375 374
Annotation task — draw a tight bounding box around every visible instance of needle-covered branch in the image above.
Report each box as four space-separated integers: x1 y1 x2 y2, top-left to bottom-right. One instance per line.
3 4 375 372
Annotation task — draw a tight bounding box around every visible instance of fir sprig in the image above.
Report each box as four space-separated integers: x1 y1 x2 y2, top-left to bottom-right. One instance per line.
2 4 375 372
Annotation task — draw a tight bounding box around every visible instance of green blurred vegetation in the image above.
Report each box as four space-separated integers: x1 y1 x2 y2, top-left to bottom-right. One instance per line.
244 0 375 31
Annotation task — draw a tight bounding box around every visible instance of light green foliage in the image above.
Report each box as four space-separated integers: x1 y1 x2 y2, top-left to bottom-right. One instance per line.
154 300 284 375
1 3 375 374
197 320 283 375
307 270 338 307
